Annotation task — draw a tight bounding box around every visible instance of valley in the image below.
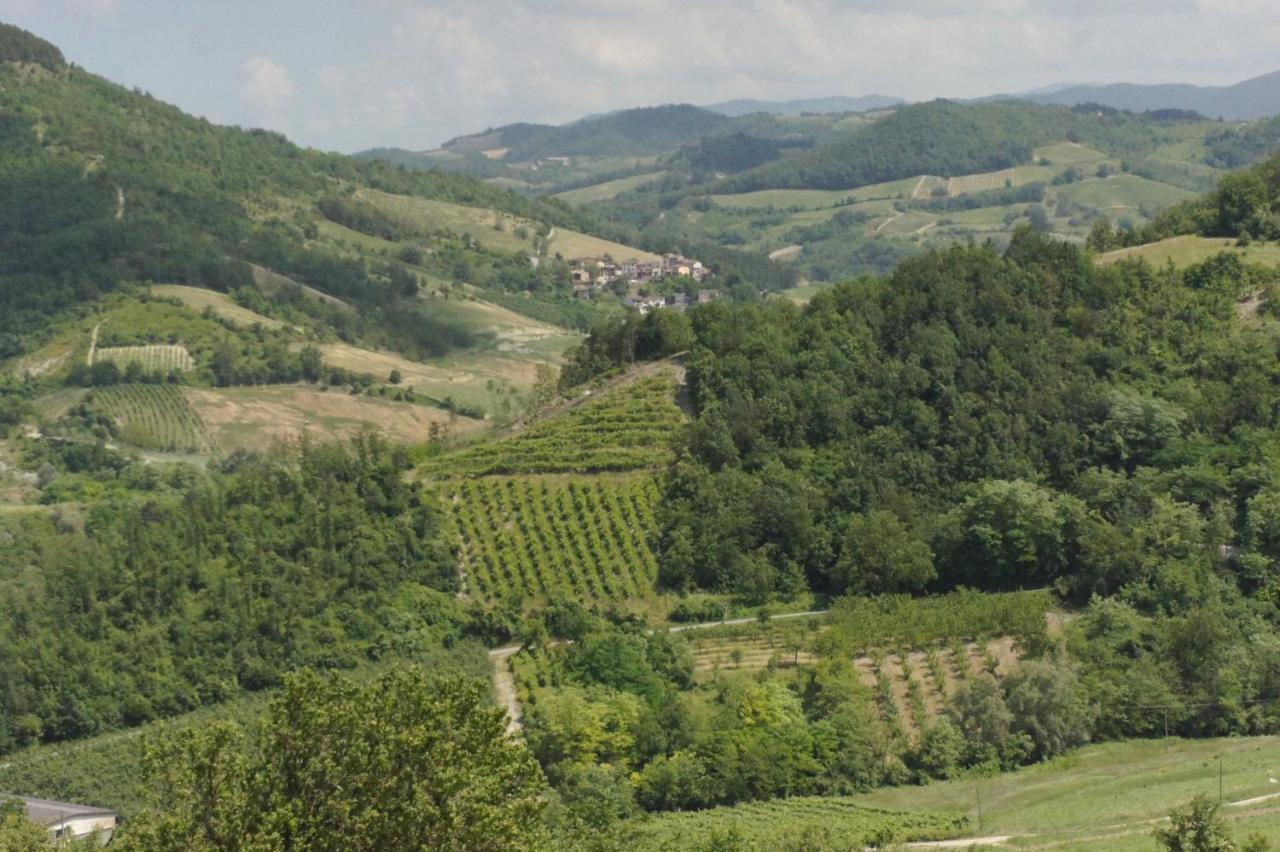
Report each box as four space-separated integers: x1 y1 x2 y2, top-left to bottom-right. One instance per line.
5 13 1280 852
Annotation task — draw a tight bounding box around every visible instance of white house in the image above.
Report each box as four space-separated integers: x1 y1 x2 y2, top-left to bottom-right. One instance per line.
14 796 117 845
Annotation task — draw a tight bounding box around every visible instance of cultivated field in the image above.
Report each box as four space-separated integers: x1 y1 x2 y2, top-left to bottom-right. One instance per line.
90 384 217 453
91 344 195 373
1054 174 1195 210
947 167 1018 195
423 372 685 476
151 284 283 329
185 385 485 453
448 474 661 606
854 736 1280 850
554 171 666 205
630 798 968 849
1099 235 1280 268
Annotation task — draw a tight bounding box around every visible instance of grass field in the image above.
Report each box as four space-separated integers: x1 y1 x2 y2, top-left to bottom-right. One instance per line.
91 344 196 373
712 176 924 211
547 227 662 263
554 171 666 205
354 188 541 255
947 168 1018 195
776 281 833 303
448 473 661 606
1034 141 1109 164
90 384 216 452
1099 235 1280 269
629 798 968 849
1054 174 1195 210
151 284 283 329
185 385 485 452
423 372 685 476
29 388 87 422
853 736 1280 850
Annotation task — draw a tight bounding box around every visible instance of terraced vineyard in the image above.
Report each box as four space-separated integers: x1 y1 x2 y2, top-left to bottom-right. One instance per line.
89 384 217 452
449 474 661 606
92 343 195 373
630 797 968 849
427 373 685 476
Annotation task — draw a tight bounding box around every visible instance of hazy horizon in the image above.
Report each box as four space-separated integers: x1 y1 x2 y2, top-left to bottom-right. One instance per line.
2 0 1278 153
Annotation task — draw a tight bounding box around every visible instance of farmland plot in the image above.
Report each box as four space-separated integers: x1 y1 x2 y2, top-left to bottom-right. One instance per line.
90 384 216 453
92 344 195 373
448 474 661 606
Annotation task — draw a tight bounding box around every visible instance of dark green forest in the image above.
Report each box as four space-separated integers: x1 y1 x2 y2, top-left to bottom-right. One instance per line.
0 435 467 753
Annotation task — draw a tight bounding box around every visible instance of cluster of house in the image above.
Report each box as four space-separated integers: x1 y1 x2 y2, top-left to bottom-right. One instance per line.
622 289 721 315
569 253 714 311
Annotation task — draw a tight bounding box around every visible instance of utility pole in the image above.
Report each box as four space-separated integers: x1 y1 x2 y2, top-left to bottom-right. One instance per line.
976 783 983 833
1219 758 1224 803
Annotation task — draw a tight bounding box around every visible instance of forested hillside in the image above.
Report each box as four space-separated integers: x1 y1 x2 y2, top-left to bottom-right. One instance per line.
564 226 1280 742
0 20 621 364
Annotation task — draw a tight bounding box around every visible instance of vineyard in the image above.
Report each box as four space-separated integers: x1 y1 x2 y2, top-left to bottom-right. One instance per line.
946 168 1017 196
88 384 217 452
629 797 968 850
449 474 661 606
426 374 684 476
92 344 195 373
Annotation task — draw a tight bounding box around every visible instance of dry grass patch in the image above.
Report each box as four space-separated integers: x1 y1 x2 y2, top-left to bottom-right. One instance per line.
151 285 282 329
185 385 485 453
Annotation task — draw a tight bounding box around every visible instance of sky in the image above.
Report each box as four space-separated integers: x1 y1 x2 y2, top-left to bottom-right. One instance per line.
2 0 1279 154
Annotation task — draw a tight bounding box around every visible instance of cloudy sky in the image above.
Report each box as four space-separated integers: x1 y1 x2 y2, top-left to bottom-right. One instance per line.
2 0 1278 153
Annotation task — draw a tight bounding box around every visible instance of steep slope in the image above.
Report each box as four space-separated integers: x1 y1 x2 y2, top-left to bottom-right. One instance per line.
0 20 636 373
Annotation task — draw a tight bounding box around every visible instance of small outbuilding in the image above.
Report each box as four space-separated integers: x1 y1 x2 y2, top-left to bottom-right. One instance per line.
13 795 117 844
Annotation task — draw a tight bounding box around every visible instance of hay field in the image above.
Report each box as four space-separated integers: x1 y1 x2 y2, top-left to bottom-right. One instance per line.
554 171 665 205
185 385 485 452
151 285 282 329
1099 235 1280 268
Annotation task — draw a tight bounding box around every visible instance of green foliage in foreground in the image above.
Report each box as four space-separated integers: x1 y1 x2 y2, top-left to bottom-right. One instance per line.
0 644 490 818
109 667 549 852
627 798 967 851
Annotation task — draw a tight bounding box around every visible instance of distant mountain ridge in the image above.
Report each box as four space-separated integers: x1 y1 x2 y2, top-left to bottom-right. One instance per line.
700 95 903 117
1017 70 1280 120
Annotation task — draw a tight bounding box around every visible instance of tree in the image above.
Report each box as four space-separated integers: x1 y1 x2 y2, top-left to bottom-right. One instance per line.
1153 795 1235 852
0 799 53 852
937 480 1069 589
113 667 549 852
1002 658 1093 759
829 511 935 595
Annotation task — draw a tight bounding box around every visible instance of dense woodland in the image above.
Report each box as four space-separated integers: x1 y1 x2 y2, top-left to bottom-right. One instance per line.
0 435 468 753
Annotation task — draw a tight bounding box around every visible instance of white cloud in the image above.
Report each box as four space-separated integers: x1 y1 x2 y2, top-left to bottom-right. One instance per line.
240 56 295 111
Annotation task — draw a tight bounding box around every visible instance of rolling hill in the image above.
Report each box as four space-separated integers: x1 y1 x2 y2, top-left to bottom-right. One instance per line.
1021 68 1280 120
701 94 903 116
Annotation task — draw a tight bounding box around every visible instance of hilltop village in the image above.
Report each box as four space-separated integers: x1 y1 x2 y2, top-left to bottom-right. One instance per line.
566 251 718 313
